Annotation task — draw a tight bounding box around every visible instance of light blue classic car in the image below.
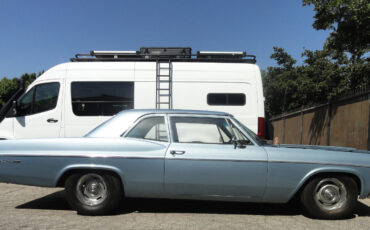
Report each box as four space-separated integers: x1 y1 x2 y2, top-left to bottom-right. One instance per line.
0 109 369 219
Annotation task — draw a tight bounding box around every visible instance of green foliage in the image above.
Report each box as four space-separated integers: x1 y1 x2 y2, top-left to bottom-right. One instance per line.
263 46 369 116
270 47 297 70
0 78 19 106
263 1 370 116
303 0 370 61
263 47 301 115
0 71 42 108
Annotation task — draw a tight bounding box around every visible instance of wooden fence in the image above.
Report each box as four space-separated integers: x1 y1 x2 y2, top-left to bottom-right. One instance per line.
268 90 370 150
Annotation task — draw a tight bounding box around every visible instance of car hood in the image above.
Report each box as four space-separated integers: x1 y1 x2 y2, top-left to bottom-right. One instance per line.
264 144 370 168
274 144 369 154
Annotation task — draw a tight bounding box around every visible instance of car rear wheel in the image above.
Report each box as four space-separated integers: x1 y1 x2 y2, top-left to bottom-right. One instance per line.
300 176 358 219
65 172 122 215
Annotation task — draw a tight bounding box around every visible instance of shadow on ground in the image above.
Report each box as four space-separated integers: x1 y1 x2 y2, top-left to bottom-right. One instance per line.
16 190 370 218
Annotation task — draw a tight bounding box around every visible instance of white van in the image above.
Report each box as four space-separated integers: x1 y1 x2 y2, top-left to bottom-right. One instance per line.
0 47 265 139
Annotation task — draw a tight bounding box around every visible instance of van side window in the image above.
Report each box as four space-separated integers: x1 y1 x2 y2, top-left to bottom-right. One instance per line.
33 83 60 113
17 88 34 116
17 83 60 116
207 93 246 106
71 82 134 116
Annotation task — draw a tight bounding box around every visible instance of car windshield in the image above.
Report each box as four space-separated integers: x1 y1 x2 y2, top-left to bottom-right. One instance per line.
231 118 264 146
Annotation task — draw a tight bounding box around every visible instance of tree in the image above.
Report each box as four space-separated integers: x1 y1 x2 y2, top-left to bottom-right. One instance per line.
263 46 369 117
263 47 303 115
300 48 347 100
303 0 370 61
270 47 297 70
0 78 19 106
0 72 41 108
20 72 38 88
263 1 370 117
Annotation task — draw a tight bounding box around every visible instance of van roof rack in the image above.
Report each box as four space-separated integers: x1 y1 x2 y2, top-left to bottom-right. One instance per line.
71 47 256 63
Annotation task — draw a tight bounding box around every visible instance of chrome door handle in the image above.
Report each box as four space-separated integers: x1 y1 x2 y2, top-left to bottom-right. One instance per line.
170 150 185 155
47 118 58 123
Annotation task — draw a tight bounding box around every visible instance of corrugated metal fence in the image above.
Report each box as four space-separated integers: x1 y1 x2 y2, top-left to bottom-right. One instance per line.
268 90 370 150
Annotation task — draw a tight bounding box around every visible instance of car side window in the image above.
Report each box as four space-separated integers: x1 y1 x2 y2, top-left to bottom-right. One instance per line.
16 82 60 116
126 116 168 142
170 117 234 144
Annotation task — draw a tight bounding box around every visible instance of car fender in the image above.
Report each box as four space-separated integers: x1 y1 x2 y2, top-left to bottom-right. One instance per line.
291 166 366 199
54 164 126 189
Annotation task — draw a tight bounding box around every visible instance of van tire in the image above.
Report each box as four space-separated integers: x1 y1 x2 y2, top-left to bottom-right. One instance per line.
65 172 122 215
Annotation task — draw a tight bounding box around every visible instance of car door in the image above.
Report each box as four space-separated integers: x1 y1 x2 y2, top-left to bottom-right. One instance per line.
13 81 63 138
164 115 268 202
123 114 170 197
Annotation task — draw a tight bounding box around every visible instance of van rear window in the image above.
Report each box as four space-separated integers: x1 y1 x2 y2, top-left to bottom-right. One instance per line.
207 93 246 106
71 82 134 116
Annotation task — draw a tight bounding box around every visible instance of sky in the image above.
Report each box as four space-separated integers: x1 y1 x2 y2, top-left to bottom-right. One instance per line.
0 0 330 78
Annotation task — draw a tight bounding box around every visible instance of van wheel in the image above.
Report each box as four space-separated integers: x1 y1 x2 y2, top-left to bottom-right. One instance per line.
65 172 122 215
300 176 358 219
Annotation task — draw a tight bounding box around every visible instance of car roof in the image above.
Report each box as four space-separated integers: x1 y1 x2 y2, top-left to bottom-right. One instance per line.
86 109 231 138
117 109 231 117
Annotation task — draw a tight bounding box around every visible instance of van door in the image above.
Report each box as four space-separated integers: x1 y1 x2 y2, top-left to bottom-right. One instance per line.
13 81 63 138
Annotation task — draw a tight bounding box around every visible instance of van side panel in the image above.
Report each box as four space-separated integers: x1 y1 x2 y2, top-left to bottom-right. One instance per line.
172 63 262 133
2 61 264 139
63 62 135 137
0 118 14 139
253 66 265 118
134 62 156 109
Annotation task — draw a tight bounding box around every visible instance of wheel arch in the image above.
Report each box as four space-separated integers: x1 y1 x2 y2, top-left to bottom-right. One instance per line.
55 165 126 194
289 167 364 201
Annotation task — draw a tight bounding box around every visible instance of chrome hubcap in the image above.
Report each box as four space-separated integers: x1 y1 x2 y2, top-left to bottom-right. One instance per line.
314 178 347 211
76 174 107 206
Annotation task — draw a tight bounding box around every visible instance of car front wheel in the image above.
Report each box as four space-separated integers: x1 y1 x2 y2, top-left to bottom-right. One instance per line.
65 172 122 215
300 176 358 219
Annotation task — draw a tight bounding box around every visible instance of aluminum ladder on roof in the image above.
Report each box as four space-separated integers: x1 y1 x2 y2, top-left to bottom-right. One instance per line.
156 60 173 109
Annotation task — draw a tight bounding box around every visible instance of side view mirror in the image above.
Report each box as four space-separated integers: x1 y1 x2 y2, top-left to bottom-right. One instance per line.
231 137 246 149
12 101 18 116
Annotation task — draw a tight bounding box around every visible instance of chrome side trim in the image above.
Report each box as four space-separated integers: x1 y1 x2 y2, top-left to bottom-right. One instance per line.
0 160 21 163
166 157 266 163
0 154 164 160
0 154 369 169
164 158 370 169
269 160 370 169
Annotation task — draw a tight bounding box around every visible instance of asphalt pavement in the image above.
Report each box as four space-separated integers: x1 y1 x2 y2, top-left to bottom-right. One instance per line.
1 183 370 230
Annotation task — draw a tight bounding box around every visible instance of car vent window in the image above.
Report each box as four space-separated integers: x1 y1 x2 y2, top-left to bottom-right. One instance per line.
207 93 246 106
126 116 168 142
71 82 134 116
